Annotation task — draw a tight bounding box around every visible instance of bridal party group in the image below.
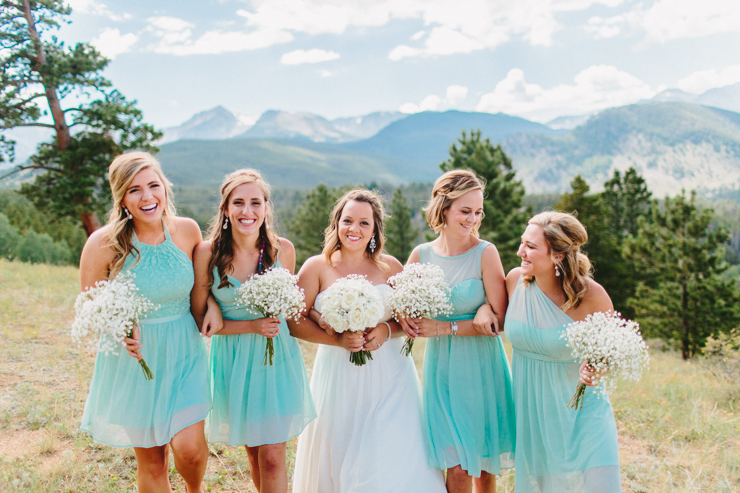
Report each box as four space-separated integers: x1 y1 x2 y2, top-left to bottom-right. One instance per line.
78 151 622 493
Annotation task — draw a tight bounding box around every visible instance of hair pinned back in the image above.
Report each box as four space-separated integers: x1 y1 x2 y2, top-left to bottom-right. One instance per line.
424 169 485 236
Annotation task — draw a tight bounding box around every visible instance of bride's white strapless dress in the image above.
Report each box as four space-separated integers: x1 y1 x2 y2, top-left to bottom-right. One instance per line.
292 284 446 493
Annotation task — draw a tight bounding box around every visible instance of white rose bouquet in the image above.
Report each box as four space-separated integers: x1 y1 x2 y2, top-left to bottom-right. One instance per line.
235 267 306 366
387 263 453 356
320 274 385 366
560 311 650 410
71 271 157 380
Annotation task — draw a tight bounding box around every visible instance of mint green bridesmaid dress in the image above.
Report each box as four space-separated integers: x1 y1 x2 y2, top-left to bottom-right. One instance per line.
208 262 315 446
420 241 516 477
504 277 621 492
80 229 210 448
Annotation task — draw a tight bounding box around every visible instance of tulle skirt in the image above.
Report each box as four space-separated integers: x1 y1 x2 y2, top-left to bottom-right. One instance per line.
293 337 446 493
208 320 315 446
423 334 516 477
80 312 210 448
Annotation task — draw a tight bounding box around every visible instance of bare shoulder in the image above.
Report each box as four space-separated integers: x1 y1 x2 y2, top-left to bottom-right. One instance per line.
381 253 404 275
298 254 327 275
580 278 613 313
193 239 213 260
171 216 202 241
505 267 523 294
407 245 421 264
481 241 501 256
82 225 115 261
277 236 295 254
481 242 503 265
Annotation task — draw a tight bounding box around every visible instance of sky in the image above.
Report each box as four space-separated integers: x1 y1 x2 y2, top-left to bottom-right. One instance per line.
55 0 740 128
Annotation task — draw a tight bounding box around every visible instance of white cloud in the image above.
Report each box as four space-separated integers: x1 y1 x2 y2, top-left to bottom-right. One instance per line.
410 30 425 41
280 49 340 65
445 85 468 105
476 65 656 122
677 64 740 94
585 0 740 44
91 28 138 60
400 95 442 113
67 0 130 21
319 69 333 77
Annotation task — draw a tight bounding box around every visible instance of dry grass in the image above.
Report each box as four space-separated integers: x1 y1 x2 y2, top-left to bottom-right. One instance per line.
0 259 737 492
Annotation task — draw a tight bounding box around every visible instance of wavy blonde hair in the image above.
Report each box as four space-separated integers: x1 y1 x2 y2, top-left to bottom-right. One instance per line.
424 169 485 236
322 189 389 271
523 211 593 312
207 169 280 289
106 152 176 278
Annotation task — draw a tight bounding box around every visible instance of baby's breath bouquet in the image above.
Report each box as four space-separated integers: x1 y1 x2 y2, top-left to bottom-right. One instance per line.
560 311 649 410
320 274 384 366
71 271 157 380
387 263 453 356
235 267 306 365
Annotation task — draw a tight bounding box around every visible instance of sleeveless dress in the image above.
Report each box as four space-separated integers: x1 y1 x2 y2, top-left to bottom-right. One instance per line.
504 277 621 493
208 261 316 446
292 284 447 493
419 241 516 477
80 229 210 448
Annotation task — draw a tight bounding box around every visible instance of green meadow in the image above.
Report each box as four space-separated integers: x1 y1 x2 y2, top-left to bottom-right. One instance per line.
0 260 737 492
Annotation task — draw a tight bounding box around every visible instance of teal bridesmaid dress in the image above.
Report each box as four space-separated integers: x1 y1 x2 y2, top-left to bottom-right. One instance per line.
208 262 316 446
504 277 621 492
419 241 516 477
80 229 210 448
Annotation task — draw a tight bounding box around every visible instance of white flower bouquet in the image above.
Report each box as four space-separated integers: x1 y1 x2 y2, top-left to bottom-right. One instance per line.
387 263 453 356
560 311 650 410
71 272 157 380
320 274 385 366
235 267 306 365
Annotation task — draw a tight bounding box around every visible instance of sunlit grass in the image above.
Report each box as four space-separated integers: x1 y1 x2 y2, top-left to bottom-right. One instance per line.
0 259 737 492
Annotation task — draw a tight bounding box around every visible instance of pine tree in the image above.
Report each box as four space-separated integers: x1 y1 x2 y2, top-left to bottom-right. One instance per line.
624 191 740 359
385 187 418 262
0 1 161 236
602 168 652 238
440 130 529 271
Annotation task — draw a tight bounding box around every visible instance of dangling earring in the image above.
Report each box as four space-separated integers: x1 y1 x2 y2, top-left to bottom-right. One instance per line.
123 207 132 220
555 264 560 277
265 220 270 230
369 235 376 253
442 222 447 229
223 216 229 230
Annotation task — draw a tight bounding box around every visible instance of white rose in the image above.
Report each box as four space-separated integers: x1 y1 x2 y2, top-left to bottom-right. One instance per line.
341 291 358 310
365 302 383 326
348 306 366 332
325 312 345 332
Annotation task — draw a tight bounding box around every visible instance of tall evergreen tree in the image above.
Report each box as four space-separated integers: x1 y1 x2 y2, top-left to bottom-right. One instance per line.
385 187 418 262
624 191 740 359
0 1 161 236
440 130 528 271
602 168 652 238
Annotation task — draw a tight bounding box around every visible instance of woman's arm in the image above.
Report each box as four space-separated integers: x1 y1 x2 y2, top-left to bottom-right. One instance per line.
480 243 508 334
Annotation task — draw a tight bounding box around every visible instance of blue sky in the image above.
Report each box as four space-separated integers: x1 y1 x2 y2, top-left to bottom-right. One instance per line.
57 0 740 128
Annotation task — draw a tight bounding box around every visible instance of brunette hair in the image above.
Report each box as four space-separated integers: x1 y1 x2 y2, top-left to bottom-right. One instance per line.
105 152 176 278
423 169 485 236
322 189 389 271
206 169 279 289
522 211 593 311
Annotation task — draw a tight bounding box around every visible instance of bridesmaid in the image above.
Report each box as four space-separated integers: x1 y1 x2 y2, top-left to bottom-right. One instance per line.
401 169 516 493
191 169 315 493
79 152 211 492
504 211 621 492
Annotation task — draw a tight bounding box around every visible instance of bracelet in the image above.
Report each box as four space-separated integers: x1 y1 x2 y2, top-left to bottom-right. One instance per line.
382 322 391 342
451 321 458 336
436 320 439 337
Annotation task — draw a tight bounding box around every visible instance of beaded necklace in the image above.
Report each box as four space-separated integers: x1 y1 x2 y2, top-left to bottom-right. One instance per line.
257 237 265 272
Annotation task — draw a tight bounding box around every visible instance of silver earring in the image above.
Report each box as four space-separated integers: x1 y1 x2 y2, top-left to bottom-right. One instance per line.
442 222 447 229
555 264 560 277
223 216 229 230
369 235 376 253
265 220 270 230
123 207 132 220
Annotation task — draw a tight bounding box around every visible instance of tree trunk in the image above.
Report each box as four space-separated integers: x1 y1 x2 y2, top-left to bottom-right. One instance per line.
22 0 71 151
681 281 690 360
81 212 101 237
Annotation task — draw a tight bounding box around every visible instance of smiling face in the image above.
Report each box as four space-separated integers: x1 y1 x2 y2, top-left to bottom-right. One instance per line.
225 182 267 236
517 224 561 277
443 190 484 236
121 168 167 225
337 199 375 252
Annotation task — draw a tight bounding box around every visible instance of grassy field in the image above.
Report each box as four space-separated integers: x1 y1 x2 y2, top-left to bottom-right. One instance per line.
0 260 738 492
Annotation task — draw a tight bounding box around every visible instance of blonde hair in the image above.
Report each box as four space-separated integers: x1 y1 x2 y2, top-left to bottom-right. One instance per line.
523 211 593 312
322 189 389 271
424 169 485 236
106 152 176 278
207 169 280 289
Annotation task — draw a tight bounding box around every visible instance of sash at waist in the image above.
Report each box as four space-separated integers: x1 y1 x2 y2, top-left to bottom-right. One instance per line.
139 312 191 325
513 347 576 363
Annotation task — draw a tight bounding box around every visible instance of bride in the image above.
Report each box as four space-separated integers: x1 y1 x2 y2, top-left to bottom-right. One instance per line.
290 189 446 493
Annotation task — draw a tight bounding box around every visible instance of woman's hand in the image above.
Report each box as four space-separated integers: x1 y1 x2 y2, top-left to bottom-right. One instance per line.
313 309 336 336
124 324 143 360
251 317 281 338
409 318 448 338
579 362 605 387
364 323 388 352
339 331 365 352
397 316 417 339
201 297 224 337
473 304 499 337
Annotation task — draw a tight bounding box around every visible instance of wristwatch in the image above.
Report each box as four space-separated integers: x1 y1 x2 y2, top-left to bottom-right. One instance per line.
450 321 458 336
